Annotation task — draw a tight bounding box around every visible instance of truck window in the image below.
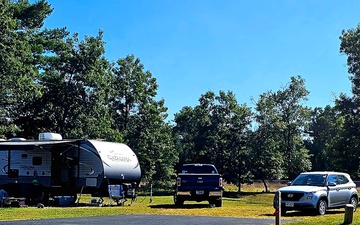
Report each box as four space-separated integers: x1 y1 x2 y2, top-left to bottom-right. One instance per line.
181 165 218 174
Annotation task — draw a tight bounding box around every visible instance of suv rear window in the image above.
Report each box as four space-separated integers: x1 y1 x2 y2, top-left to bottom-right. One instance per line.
337 175 349 184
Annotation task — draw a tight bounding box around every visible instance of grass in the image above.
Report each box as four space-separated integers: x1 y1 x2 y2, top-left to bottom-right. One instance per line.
0 182 358 225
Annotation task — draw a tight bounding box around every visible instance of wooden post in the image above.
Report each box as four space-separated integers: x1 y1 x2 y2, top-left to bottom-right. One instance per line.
344 204 354 224
275 191 281 225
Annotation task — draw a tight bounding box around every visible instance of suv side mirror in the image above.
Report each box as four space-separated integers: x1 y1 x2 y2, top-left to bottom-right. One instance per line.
327 182 336 187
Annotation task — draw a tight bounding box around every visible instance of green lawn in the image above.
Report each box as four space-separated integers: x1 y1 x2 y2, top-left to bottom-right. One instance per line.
0 193 358 225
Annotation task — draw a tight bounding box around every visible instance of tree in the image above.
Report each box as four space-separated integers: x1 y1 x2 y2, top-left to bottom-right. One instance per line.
0 0 52 137
331 94 360 176
173 90 252 191
252 76 312 180
304 106 344 171
275 76 312 179
334 24 360 177
16 30 115 139
110 55 177 186
250 91 284 192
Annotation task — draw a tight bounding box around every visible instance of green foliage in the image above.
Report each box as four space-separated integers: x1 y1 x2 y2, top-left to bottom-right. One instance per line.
16 31 114 139
111 55 177 183
174 90 253 185
304 106 344 171
331 24 360 177
0 0 50 136
252 76 311 180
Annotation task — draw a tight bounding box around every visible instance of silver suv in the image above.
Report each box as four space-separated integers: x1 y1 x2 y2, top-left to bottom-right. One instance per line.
274 171 359 215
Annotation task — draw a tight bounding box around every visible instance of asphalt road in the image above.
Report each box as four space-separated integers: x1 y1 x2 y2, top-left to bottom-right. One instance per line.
0 215 289 225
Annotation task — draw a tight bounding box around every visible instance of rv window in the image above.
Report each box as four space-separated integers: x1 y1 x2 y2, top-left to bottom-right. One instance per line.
21 154 27 158
32 156 42 165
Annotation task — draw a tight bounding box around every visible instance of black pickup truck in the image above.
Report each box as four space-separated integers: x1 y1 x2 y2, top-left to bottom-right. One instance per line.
174 163 223 207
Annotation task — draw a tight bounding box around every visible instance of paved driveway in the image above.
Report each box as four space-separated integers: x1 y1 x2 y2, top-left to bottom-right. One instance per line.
0 214 290 225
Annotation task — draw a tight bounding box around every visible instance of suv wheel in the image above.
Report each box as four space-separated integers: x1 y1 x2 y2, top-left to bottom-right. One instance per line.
350 196 358 212
317 199 327 215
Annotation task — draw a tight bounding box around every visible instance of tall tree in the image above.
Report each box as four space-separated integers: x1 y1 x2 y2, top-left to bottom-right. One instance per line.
0 0 52 138
174 90 252 190
332 94 360 176
250 91 284 192
252 76 311 180
16 30 114 139
304 106 344 171
334 24 360 177
276 76 312 179
110 55 177 186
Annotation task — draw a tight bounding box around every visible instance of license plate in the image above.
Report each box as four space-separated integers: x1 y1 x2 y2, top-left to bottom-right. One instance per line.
196 190 204 195
285 202 294 207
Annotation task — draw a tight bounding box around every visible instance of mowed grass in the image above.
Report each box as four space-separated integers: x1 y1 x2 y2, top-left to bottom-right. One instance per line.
0 182 359 225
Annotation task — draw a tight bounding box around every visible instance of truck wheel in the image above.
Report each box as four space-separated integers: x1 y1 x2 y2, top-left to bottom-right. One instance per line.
174 195 184 206
316 199 327 215
215 199 222 207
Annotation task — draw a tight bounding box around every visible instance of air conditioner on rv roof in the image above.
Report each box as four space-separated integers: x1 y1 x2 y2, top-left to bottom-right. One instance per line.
39 133 62 141
9 137 26 141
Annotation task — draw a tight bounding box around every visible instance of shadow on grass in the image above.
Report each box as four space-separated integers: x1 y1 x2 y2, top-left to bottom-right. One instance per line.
279 210 344 217
149 203 213 209
223 191 275 198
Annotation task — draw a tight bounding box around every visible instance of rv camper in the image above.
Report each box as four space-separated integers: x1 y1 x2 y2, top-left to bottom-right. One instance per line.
0 133 141 206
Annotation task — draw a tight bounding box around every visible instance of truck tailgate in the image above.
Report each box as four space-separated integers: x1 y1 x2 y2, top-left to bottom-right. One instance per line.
178 174 221 190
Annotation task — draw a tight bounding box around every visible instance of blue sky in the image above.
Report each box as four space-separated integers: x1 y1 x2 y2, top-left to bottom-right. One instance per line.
43 0 360 121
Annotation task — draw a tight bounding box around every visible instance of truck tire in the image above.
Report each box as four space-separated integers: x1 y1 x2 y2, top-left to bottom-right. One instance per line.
174 195 184 206
215 199 222 207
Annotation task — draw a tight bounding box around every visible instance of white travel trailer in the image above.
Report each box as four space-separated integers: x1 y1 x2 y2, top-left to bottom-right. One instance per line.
0 133 141 206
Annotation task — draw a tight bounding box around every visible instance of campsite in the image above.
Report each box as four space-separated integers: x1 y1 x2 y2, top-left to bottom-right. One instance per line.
2 1 360 224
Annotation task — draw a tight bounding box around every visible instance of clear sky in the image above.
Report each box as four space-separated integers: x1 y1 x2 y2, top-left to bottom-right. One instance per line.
42 0 360 121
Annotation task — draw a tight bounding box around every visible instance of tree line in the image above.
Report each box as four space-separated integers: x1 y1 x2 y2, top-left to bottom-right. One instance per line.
1 0 360 191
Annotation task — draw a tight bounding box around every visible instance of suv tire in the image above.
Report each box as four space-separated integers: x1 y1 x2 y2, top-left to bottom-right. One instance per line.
317 199 327 215
350 196 358 212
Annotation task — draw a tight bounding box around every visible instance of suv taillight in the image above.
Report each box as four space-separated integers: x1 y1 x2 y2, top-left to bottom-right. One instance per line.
219 177 223 187
177 177 181 186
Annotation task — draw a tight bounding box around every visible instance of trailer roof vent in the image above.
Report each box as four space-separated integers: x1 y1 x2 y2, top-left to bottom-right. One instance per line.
39 133 62 141
9 137 26 141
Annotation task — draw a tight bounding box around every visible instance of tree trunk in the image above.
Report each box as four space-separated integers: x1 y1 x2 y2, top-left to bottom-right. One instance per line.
238 175 242 193
261 178 268 192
